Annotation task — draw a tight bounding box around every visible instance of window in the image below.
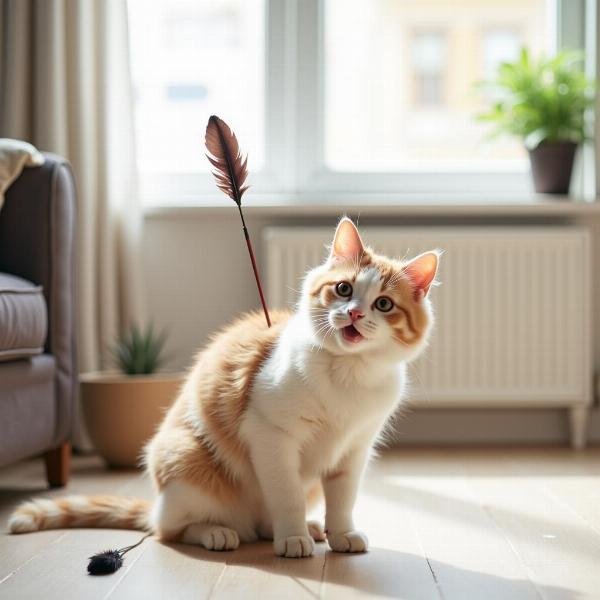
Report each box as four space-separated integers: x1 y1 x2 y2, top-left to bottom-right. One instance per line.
128 0 265 178
324 0 548 172
128 0 560 204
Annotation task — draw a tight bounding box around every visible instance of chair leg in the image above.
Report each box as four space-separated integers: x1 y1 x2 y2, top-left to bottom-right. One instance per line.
45 443 71 487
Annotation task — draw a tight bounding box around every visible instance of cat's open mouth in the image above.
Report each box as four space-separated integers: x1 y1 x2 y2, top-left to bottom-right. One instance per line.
341 324 364 343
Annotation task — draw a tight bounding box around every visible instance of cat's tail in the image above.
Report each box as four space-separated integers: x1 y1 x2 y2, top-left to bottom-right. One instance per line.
8 495 152 534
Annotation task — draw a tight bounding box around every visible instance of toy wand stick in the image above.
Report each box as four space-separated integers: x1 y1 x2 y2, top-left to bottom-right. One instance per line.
205 116 271 327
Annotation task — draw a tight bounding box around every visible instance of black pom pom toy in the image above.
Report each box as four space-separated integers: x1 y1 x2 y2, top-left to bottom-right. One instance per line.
87 533 151 575
87 550 123 575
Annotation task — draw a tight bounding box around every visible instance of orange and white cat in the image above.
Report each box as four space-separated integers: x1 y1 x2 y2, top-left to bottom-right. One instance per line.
9 218 439 558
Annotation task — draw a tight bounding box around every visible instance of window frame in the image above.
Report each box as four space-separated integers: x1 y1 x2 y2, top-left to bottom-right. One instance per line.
139 0 594 206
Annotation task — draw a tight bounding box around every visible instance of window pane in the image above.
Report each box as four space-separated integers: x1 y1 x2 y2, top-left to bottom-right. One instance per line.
324 0 549 171
128 0 265 175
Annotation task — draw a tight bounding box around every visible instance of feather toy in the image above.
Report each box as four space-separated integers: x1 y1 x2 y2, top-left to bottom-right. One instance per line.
85 118 268 576
205 115 271 327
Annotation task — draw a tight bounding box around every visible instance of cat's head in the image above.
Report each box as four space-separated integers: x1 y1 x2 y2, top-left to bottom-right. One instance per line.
301 218 440 362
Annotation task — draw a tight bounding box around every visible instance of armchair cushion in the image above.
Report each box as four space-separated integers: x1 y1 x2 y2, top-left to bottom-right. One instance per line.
0 272 47 362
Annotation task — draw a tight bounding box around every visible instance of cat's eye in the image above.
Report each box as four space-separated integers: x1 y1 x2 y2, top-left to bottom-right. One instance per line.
374 296 393 312
336 281 353 297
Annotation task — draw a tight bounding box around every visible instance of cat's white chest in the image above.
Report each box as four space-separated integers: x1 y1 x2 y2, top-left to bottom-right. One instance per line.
251 341 405 478
298 418 364 479
301 346 405 419
247 323 408 486
298 372 402 476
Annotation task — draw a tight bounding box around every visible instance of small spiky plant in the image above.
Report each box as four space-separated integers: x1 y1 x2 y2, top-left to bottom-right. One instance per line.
113 323 167 375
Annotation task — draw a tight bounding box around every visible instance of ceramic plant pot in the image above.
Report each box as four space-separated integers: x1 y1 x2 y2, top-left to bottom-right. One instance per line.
80 372 183 468
528 141 577 194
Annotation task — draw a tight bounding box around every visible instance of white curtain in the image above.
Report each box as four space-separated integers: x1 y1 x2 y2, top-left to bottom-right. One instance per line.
0 0 145 373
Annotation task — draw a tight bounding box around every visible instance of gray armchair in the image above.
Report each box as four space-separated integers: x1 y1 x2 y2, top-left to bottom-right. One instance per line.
0 153 77 486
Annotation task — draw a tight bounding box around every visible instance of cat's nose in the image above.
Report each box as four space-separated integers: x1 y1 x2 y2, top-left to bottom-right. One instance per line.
348 309 364 321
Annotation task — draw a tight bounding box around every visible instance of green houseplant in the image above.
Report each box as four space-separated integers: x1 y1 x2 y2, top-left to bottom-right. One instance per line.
81 324 183 467
113 323 168 375
478 49 595 194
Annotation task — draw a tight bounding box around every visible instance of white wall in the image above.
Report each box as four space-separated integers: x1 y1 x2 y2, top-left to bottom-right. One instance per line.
143 209 600 445
143 213 261 367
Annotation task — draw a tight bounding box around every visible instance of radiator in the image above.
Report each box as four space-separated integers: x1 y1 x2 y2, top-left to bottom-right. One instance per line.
263 226 593 444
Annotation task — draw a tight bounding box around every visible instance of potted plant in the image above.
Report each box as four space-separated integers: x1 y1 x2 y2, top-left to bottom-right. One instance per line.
80 324 183 468
478 49 595 194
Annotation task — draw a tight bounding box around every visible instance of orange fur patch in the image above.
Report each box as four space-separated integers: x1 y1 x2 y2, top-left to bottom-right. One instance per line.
9 496 152 533
147 417 242 505
199 310 290 462
146 310 291 507
369 254 430 345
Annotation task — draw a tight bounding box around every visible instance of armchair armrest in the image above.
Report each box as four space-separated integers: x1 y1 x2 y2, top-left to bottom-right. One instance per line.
0 153 78 446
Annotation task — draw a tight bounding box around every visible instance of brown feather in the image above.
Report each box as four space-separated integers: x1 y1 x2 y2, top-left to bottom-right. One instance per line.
205 116 249 205
204 115 271 327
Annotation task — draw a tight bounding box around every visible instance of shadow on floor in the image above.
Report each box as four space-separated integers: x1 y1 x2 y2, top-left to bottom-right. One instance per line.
165 540 582 600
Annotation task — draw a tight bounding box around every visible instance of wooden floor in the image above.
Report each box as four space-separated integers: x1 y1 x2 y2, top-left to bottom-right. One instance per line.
1 447 599 599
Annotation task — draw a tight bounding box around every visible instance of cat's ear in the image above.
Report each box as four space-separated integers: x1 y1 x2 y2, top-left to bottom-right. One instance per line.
330 218 365 262
404 251 440 299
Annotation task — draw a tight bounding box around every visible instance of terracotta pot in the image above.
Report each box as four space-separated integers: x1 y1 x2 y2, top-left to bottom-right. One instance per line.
80 372 183 468
528 141 577 194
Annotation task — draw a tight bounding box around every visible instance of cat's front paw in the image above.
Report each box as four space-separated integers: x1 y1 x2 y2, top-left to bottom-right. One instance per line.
274 535 315 558
327 530 369 553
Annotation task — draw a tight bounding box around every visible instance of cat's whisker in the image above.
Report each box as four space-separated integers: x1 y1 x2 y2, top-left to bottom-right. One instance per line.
313 321 334 337
310 315 330 324
311 313 329 321
311 315 331 325
313 325 332 337
313 324 334 351
318 325 336 351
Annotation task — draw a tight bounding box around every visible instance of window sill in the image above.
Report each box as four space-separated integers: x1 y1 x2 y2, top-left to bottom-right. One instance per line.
143 193 600 219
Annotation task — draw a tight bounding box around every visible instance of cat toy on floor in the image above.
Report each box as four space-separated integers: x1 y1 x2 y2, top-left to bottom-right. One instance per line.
86 117 270 576
205 115 271 327
87 533 151 575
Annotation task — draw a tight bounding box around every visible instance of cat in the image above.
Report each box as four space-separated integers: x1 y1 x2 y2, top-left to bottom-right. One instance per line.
9 218 440 558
